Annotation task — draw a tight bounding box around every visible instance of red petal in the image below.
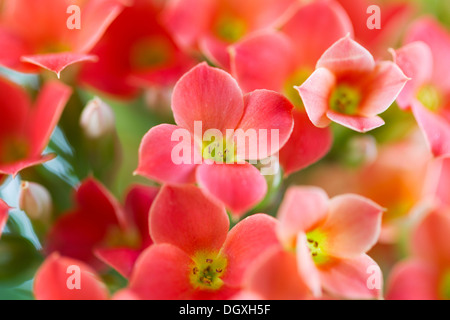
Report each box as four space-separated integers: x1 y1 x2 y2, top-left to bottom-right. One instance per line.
319 254 383 300
281 0 353 68
196 162 267 218
296 67 336 127
236 89 294 160
278 110 333 176
135 124 198 184
0 154 55 177
26 80 72 155
222 214 279 287
386 259 440 300
128 244 194 299
0 199 9 238
171 63 244 135
95 247 141 279
149 184 229 256
412 208 450 267
296 232 322 297
124 184 159 247
21 53 98 78
326 111 385 133
34 253 109 300
229 31 294 93
199 35 231 69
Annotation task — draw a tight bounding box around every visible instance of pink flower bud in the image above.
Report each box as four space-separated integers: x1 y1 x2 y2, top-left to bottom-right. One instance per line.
19 181 52 221
80 97 115 139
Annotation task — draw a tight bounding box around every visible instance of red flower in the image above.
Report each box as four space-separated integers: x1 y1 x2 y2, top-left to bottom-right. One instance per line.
0 76 71 176
136 63 294 217
114 184 280 300
45 178 158 278
0 0 126 77
79 0 195 98
0 199 10 238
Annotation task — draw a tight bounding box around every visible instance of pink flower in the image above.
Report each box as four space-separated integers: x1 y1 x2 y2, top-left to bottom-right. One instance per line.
386 206 450 300
45 178 158 278
136 62 294 218
0 199 10 238
273 186 384 299
297 35 409 133
393 18 450 157
114 184 280 300
162 0 296 68
79 0 195 98
0 76 71 176
34 253 109 300
0 0 126 77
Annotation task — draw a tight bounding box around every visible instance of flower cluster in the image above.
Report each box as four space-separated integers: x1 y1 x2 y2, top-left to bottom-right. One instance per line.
0 0 450 301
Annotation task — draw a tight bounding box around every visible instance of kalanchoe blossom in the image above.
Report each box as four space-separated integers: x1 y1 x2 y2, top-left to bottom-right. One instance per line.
393 19 450 157
45 178 158 278
79 0 195 98
297 35 409 133
0 199 10 238
274 186 384 299
0 0 127 77
162 0 296 68
34 253 109 300
114 184 280 300
0 76 71 176
136 63 294 217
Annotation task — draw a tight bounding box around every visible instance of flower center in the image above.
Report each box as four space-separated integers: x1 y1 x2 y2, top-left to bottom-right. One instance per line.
214 14 247 42
305 229 330 265
0 136 29 164
284 68 313 107
189 251 227 291
440 270 450 300
202 137 236 163
131 37 173 69
329 84 361 115
417 84 442 112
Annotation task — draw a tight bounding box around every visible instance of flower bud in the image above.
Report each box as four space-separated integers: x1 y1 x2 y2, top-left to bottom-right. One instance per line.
19 181 52 221
80 97 115 139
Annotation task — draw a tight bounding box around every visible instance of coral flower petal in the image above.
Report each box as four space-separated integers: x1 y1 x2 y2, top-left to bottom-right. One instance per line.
21 53 98 78
236 89 294 160
276 186 329 246
229 31 294 93
172 62 244 135
135 124 198 184
316 36 375 75
196 162 267 218
326 111 385 133
95 247 141 279
34 253 109 300
243 246 311 300
149 185 229 256
126 244 194 300
386 260 440 300
319 194 383 258
319 254 382 300
222 214 279 287
279 110 333 177
0 199 9 238
296 67 336 127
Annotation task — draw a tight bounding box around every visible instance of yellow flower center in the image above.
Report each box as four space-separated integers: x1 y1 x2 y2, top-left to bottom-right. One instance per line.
417 84 442 112
202 137 236 163
131 37 173 69
0 136 29 164
189 251 227 291
329 84 362 115
284 68 313 108
214 14 247 42
305 229 330 265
